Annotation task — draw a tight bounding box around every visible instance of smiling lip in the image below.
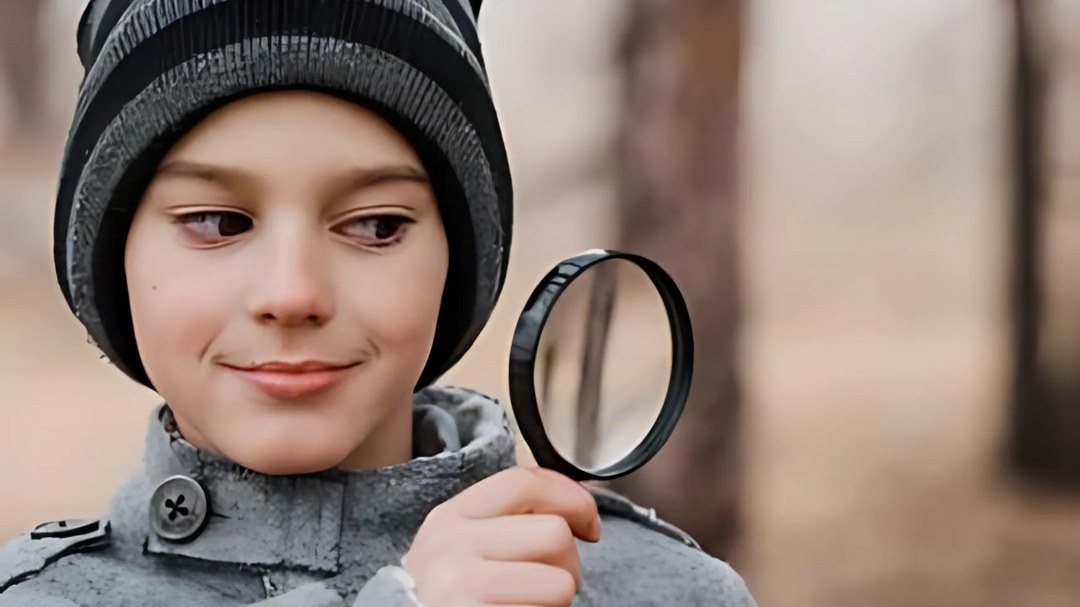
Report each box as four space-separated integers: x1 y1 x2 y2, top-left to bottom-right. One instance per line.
222 361 360 399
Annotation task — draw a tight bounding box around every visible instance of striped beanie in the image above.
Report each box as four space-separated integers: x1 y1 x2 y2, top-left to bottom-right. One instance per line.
54 0 513 389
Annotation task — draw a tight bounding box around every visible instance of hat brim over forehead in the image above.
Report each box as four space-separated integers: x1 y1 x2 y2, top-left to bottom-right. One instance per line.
55 0 512 390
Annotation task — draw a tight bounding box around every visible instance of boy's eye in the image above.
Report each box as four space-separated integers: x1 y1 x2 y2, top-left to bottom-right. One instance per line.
176 212 253 241
336 215 413 246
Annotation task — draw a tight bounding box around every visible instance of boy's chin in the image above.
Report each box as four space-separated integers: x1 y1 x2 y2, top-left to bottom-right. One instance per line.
221 438 351 476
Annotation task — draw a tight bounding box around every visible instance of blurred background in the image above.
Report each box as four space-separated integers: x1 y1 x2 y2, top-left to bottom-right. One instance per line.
2 0 1080 605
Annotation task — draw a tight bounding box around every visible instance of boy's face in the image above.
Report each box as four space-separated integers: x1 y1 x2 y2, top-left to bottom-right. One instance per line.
125 91 449 475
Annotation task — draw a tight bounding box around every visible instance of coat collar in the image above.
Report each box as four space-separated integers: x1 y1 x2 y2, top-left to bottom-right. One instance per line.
108 386 515 581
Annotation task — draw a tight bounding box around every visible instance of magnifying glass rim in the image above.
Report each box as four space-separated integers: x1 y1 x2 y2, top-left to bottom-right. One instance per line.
508 249 694 481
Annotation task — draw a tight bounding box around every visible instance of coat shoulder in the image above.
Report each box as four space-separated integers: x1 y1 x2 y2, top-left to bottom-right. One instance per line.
0 518 112 595
581 488 757 607
588 486 703 550
1 519 265 606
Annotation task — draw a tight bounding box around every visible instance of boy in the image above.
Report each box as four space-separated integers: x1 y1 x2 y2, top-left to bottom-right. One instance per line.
0 1 758 605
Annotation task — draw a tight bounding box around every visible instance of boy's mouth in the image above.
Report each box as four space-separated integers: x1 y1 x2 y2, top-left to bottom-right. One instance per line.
220 360 362 399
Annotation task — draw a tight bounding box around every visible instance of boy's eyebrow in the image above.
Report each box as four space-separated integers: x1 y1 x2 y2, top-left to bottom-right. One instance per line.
333 164 431 194
154 161 430 191
323 164 432 207
155 160 246 186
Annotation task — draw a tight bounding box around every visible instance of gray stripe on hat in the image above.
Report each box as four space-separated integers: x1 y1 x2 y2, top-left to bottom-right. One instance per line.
73 0 487 137
66 38 501 359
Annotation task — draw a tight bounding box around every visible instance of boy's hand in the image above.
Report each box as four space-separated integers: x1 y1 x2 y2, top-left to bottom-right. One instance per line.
401 466 601 607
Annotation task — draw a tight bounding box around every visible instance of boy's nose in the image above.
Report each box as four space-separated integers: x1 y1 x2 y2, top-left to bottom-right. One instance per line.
247 238 336 328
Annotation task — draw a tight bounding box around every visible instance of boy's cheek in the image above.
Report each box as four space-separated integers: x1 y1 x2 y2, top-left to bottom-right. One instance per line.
341 258 445 341
130 272 232 383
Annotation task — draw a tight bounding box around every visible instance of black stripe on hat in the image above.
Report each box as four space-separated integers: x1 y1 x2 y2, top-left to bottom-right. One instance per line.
439 0 484 66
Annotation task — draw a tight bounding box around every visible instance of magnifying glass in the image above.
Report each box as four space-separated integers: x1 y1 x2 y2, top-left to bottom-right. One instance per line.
508 250 693 482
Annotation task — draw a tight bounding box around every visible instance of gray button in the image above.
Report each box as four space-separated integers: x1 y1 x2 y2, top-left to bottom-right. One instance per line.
31 518 101 540
149 475 209 543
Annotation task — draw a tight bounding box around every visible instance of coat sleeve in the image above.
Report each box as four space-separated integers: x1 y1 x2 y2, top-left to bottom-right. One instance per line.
246 567 423 607
351 566 425 607
705 557 758 607
249 582 349 606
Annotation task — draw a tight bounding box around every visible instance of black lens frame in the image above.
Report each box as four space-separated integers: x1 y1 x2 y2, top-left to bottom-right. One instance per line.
508 250 694 481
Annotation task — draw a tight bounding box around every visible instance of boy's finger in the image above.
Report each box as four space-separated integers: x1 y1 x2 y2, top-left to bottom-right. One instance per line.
472 560 578 606
471 515 583 586
435 467 600 542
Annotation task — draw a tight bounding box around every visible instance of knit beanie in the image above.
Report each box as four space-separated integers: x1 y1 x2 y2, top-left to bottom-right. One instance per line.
53 0 513 389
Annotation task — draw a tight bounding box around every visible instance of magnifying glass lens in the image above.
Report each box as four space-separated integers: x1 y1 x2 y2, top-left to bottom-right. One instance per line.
509 250 693 482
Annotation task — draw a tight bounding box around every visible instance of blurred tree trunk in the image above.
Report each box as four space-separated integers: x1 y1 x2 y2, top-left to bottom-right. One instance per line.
0 0 45 135
1010 0 1080 483
608 0 744 560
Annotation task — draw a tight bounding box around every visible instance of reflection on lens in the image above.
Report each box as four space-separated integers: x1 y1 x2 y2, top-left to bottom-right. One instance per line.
535 259 672 472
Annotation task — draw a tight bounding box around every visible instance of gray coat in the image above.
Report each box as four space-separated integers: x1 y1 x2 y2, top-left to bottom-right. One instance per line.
0 387 756 606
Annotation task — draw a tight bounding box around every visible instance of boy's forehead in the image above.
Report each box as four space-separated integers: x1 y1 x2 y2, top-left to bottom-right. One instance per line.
160 92 425 169
145 160 432 207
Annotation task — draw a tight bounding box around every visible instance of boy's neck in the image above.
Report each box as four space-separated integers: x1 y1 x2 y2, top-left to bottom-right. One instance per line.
337 392 415 471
